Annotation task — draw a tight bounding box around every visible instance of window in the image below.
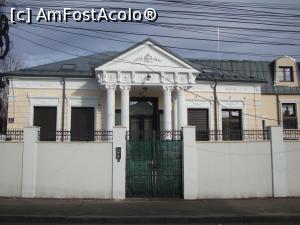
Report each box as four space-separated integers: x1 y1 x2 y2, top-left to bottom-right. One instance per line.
282 103 298 129
188 108 209 141
222 109 242 140
279 67 293 82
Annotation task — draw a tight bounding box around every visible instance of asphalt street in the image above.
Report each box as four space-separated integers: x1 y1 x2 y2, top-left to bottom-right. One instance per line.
1 198 300 224
2 223 300 225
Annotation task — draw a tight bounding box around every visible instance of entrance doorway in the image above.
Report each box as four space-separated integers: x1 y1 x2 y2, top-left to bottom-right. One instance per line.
129 97 159 137
126 97 182 198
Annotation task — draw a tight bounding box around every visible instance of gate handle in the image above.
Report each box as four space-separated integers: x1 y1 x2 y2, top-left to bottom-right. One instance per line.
149 162 160 170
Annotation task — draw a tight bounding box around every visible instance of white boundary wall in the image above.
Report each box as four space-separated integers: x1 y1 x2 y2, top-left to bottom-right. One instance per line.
196 141 272 199
182 126 300 199
0 127 127 199
0 126 299 199
36 142 112 198
285 141 300 196
0 142 23 197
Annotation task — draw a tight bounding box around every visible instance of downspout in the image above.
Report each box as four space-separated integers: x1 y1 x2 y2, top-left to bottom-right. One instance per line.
276 94 280 126
61 78 66 141
213 81 218 141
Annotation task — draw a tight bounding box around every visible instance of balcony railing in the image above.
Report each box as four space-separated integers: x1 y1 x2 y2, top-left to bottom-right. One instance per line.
0 129 24 141
283 129 300 140
196 129 269 141
38 130 113 142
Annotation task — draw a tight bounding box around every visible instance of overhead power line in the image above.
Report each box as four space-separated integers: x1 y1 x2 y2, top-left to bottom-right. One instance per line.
12 26 297 75
13 22 300 58
11 30 300 126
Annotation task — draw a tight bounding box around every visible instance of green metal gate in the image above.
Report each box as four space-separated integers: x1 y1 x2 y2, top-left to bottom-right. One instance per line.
126 131 182 197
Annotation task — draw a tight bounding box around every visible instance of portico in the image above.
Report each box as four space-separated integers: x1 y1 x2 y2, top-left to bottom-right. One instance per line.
96 38 200 131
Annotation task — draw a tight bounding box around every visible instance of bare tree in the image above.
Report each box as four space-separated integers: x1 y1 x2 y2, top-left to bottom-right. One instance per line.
0 48 24 73
0 0 5 9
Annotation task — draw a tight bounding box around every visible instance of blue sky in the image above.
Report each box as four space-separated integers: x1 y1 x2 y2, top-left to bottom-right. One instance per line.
4 0 300 67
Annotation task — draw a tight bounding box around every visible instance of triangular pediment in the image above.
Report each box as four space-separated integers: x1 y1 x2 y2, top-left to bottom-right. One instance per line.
96 39 199 73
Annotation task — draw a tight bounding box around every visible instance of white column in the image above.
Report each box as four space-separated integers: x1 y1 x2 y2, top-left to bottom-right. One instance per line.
163 86 173 131
172 93 178 130
176 87 187 129
105 85 116 131
120 85 131 130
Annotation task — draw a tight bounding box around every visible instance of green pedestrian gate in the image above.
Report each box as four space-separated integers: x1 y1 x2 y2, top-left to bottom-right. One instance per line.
126 130 183 198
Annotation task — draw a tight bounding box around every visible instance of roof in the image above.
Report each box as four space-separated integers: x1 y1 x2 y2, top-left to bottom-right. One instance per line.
189 59 300 94
11 51 118 78
189 59 268 83
10 39 300 95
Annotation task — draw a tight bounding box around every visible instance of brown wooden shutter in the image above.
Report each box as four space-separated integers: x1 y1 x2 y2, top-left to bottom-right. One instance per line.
188 108 209 131
34 106 57 141
188 109 209 141
71 107 94 141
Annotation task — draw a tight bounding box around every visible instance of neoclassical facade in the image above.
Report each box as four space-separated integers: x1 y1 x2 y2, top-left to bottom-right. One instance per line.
95 40 199 131
5 39 300 140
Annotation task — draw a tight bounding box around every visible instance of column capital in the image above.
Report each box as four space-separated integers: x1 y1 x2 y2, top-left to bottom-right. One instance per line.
162 85 173 92
119 85 131 92
105 84 117 91
175 86 187 93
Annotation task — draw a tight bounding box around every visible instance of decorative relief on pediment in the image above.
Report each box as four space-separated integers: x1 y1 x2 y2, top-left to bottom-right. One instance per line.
162 73 174 83
142 73 160 83
108 74 115 81
120 72 131 82
134 53 162 64
177 74 188 83
106 72 117 82
97 70 194 85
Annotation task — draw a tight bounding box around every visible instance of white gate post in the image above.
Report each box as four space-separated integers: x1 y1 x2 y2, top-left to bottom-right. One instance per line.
22 126 39 198
269 126 288 197
182 126 198 199
112 126 127 199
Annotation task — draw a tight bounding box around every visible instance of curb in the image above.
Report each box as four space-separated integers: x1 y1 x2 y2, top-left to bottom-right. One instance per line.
1 215 300 223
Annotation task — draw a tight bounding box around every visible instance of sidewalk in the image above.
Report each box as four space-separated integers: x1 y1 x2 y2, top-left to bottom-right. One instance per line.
0 197 300 223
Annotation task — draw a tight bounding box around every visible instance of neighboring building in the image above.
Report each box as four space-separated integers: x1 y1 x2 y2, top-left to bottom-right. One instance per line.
5 39 300 140
261 56 300 129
